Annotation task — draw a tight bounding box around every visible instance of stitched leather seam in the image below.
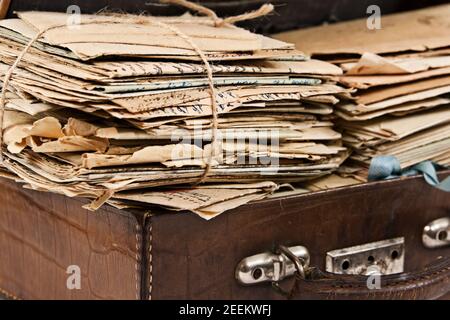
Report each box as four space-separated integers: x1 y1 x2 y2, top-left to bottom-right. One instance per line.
0 287 20 300
135 223 141 300
148 223 153 300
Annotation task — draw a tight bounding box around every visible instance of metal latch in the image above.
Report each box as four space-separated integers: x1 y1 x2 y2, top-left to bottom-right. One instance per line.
326 237 405 275
423 217 450 248
235 245 310 285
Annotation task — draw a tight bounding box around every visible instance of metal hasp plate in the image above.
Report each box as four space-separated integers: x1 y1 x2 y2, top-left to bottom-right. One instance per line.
423 217 450 248
326 237 405 275
235 246 310 285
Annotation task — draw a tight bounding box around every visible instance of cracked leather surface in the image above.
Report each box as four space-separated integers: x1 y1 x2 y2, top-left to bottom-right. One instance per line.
149 171 450 299
0 178 141 300
1 171 449 300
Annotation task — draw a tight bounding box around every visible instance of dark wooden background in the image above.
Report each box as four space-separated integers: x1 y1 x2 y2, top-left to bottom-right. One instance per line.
5 0 449 33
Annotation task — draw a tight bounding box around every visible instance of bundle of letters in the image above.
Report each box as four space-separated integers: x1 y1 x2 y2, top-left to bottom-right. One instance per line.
276 4 450 181
0 9 350 219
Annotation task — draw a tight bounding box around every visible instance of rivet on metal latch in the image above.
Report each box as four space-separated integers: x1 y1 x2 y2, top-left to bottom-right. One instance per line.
235 246 310 285
423 217 450 248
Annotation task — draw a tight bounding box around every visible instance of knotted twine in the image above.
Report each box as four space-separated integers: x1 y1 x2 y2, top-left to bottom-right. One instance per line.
0 0 274 188
160 0 274 27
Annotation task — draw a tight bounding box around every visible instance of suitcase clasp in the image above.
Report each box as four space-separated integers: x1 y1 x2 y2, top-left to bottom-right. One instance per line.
423 217 450 248
235 245 310 285
326 237 405 275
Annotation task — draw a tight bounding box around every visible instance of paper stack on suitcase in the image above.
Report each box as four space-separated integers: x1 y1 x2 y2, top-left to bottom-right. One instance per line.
0 10 350 219
276 4 450 181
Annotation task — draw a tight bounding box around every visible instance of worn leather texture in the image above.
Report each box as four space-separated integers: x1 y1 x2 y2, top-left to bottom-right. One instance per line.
148 172 450 299
0 172 449 300
0 178 142 300
290 257 450 300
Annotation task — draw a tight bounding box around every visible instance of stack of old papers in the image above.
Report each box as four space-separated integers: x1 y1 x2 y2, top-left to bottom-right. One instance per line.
0 11 350 219
276 4 450 180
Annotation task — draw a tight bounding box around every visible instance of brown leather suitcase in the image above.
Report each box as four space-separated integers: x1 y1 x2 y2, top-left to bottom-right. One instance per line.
0 171 449 300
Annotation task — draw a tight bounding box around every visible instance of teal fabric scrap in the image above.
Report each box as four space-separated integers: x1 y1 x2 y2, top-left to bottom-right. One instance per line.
368 155 450 192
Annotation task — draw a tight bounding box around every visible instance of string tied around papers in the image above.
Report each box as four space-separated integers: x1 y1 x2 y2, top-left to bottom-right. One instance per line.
160 0 274 27
368 155 450 192
0 0 274 209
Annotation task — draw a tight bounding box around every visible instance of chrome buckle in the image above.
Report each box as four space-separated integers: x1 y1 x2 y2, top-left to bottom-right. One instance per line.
423 217 450 248
235 245 310 285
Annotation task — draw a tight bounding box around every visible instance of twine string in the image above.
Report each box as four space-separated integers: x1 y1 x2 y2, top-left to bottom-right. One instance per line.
160 0 274 27
0 25 63 163
160 0 220 22
0 0 274 185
